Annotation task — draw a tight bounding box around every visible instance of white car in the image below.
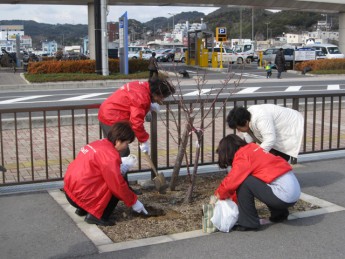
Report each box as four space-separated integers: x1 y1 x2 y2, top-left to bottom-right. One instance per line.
128 49 153 59
208 47 238 64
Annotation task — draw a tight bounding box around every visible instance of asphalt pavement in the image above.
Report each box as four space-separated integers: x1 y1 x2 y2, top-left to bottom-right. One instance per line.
1 154 345 259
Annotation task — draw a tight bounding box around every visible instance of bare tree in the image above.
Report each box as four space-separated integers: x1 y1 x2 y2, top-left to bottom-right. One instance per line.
158 65 242 203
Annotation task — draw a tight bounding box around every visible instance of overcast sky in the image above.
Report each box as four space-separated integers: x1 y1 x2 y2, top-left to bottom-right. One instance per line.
0 4 219 24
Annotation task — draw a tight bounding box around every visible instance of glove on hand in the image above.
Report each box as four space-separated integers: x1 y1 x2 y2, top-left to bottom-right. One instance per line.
150 103 160 113
120 155 138 175
120 163 130 174
139 141 150 154
132 200 148 215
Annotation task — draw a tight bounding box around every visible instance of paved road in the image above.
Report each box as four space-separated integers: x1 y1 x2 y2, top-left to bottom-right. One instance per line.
0 67 27 85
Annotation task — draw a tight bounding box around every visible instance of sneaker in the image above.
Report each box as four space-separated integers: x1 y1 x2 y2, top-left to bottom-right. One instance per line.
75 208 87 217
84 213 115 226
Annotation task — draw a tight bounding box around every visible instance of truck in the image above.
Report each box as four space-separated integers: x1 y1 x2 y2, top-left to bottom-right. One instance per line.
232 41 258 63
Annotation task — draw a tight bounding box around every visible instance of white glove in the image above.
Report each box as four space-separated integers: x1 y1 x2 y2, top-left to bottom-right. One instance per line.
132 200 148 215
140 141 150 153
120 163 130 174
120 155 138 175
150 103 160 113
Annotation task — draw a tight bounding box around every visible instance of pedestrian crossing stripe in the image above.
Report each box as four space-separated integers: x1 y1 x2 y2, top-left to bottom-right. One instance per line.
0 95 51 104
61 93 109 101
327 85 340 90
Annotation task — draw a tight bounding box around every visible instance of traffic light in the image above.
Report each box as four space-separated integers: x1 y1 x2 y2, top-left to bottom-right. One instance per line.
216 27 227 42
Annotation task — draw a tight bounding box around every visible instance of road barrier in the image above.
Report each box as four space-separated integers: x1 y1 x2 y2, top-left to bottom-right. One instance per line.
0 91 344 186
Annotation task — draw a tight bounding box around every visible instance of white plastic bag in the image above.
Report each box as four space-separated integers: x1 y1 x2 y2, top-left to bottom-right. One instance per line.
211 199 239 232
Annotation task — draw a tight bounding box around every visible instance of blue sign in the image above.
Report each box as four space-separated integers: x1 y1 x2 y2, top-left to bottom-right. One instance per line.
218 27 226 34
119 20 124 28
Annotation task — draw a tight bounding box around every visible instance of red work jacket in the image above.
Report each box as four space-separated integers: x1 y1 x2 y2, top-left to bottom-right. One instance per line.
98 81 151 143
216 143 292 200
64 139 137 219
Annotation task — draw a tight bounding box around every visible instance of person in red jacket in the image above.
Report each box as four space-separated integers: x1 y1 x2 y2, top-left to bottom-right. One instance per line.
98 78 175 156
215 134 301 231
64 121 148 226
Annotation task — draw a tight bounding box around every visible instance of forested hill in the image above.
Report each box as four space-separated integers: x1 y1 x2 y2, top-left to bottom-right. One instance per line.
0 8 339 48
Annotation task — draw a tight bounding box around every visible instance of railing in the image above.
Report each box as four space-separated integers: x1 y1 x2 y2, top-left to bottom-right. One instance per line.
0 91 344 186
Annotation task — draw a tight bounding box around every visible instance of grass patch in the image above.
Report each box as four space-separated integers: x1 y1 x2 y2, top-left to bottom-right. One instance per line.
310 69 345 75
24 72 150 83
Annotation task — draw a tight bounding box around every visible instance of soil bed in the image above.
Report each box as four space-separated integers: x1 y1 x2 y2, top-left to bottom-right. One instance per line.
100 172 319 243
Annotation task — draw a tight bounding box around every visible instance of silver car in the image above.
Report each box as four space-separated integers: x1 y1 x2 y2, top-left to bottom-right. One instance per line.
259 48 294 69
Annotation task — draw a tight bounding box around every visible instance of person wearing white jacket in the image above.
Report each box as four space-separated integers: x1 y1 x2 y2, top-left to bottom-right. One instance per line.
227 104 304 161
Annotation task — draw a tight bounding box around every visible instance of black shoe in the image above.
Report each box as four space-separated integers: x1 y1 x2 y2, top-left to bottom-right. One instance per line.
269 214 288 223
232 225 259 232
75 208 87 217
84 213 115 226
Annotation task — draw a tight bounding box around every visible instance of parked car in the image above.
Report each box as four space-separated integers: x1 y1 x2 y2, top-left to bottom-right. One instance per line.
160 49 175 62
259 48 295 69
307 44 345 59
174 47 188 62
128 49 153 59
208 47 237 64
155 49 173 62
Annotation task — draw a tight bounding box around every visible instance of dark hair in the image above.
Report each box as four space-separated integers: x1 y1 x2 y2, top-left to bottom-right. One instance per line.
152 52 156 57
227 106 251 129
149 78 176 98
107 121 135 145
279 48 284 51
217 134 247 168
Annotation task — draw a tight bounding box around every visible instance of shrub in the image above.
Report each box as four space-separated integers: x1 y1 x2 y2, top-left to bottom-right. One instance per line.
27 58 149 75
295 59 345 72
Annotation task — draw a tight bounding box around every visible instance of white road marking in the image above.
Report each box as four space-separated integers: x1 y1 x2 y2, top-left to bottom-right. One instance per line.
0 95 51 104
236 87 261 94
285 86 302 92
183 89 212 96
60 93 109 101
327 84 340 90
234 73 266 78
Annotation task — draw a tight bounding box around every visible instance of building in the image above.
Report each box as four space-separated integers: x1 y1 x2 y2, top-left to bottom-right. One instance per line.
42 40 58 56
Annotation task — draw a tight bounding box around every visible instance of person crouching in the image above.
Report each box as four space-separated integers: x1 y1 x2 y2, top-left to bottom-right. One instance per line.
64 121 148 226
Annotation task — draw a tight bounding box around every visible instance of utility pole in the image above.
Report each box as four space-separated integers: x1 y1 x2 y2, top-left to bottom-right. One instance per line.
239 8 242 40
168 13 176 48
265 22 270 41
252 8 254 41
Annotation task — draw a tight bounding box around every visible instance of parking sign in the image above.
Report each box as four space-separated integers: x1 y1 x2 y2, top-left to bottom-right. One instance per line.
218 28 226 34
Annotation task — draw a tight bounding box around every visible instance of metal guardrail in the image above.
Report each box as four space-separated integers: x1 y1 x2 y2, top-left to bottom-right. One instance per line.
0 91 344 186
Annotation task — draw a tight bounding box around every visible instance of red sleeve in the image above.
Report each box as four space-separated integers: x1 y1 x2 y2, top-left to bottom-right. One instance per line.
101 156 137 207
215 153 253 200
129 101 150 143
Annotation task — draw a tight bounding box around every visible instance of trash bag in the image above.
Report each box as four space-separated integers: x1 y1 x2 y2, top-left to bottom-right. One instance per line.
211 199 239 232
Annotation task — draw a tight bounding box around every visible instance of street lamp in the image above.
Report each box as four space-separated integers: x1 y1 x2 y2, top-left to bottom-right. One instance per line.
168 13 176 49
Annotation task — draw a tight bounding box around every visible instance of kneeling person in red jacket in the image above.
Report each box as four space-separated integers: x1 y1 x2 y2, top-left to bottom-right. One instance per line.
215 134 301 231
64 121 148 226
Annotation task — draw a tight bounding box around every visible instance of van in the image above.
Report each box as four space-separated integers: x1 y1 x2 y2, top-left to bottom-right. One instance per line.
208 47 238 63
174 47 188 62
307 44 344 59
128 46 149 54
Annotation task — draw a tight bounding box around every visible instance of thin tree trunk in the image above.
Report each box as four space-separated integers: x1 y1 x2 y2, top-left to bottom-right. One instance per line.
185 130 202 203
170 117 194 191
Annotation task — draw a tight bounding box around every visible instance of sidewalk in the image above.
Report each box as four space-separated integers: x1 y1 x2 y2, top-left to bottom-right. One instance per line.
1 154 345 259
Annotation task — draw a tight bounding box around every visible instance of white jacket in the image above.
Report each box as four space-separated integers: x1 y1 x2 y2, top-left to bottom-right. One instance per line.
242 104 304 158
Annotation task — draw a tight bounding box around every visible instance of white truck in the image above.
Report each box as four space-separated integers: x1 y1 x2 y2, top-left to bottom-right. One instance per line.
232 42 258 63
